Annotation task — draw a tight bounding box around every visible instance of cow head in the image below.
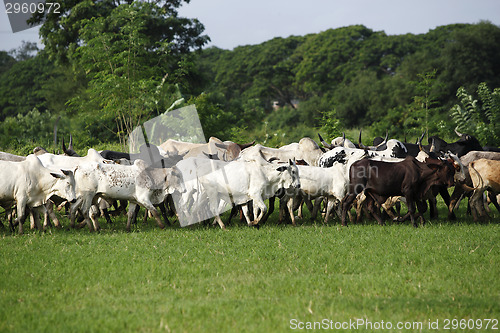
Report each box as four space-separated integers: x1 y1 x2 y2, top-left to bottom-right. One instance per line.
445 152 466 182
276 159 300 190
425 159 455 188
165 166 186 195
50 169 77 203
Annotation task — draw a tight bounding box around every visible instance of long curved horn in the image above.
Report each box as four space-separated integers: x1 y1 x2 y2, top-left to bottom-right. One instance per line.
430 138 437 152
62 137 68 153
419 141 432 156
417 130 426 145
214 142 228 149
375 130 389 148
341 132 346 146
318 133 332 149
69 134 74 150
237 140 255 150
358 129 367 149
454 127 464 137
203 151 219 160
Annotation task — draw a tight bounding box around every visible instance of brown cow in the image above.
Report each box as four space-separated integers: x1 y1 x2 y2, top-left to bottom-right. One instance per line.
341 156 456 227
468 159 500 220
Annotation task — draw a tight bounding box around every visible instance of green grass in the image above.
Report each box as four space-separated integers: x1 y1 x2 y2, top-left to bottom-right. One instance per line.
0 204 499 332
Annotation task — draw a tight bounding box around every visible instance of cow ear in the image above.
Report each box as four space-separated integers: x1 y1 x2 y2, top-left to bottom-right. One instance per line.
61 169 73 176
50 172 64 179
276 166 287 172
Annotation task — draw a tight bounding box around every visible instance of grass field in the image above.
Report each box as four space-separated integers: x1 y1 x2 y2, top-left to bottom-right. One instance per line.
0 203 499 332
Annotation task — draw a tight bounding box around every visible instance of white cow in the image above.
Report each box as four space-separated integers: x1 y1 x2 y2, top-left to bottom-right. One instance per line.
173 156 299 228
240 137 325 166
280 164 348 225
0 155 77 234
160 137 253 161
72 160 185 231
198 158 300 228
37 148 109 169
0 151 26 162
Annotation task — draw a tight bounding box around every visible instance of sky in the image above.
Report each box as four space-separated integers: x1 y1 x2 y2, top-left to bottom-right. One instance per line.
1 0 500 53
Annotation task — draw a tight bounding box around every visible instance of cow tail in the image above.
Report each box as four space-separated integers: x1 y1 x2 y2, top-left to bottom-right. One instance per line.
467 161 483 191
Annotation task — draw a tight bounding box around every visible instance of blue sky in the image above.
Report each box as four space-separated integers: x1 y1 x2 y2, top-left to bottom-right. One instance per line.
1 0 500 52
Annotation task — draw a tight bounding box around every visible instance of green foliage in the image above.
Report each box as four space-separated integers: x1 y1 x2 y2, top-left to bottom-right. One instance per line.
0 52 53 120
199 22 500 142
0 108 69 153
2 22 500 150
318 110 342 140
186 92 235 140
0 51 16 75
450 82 500 146
67 2 206 147
31 0 209 64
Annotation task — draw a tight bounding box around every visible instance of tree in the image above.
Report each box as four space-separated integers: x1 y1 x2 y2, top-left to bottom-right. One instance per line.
31 0 208 64
69 2 194 147
0 51 16 75
407 69 441 138
0 51 53 120
450 82 500 147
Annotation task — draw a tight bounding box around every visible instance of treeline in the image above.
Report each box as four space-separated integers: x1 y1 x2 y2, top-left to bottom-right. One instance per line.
0 17 499 153
197 22 500 145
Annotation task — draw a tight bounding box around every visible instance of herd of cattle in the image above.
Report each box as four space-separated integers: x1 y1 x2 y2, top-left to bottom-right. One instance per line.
1 128 499 234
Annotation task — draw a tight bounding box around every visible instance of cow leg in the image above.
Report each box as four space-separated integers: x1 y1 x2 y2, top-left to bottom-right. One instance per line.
341 194 357 227
365 197 384 225
486 191 500 214
406 200 418 228
7 208 15 232
101 208 113 224
286 197 297 226
15 200 28 234
304 197 314 217
225 205 238 225
141 202 165 230
310 198 323 222
416 200 427 226
89 205 101 232
213 215 226 230
43 204 51 229
127 204 141 230
158 202 170 226
69 198 84 228
468 192 480 221
323 199 336 225
46 202 61 228
30 209 36 230
126 203 138 232
428 195 438 220
449 185 464 216
240 204 253 226
278 197 286 225
355 194 366 224
296 198 304 219
30 207 42 231
436 187 455 220
250 197 267 226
